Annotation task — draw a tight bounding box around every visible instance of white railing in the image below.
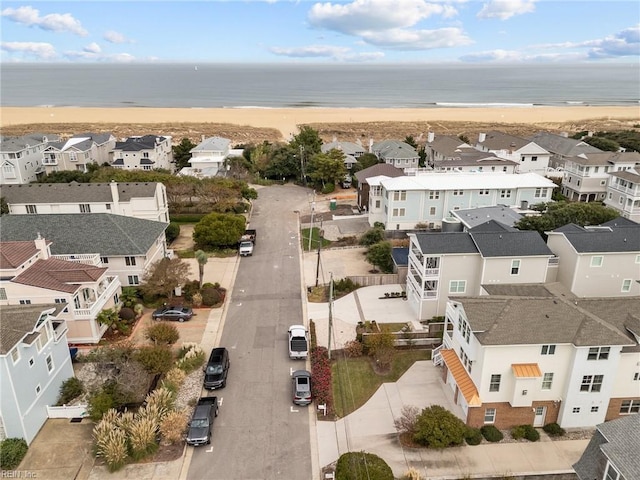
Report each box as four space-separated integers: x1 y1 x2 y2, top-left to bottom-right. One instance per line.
52 253 101 266
73 276 120 318
47 404 88 418
52 320 68 342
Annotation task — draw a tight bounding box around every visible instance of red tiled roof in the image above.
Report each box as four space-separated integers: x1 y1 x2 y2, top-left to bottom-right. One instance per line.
0 241 43 269
12 258 107 293
441 349 481 406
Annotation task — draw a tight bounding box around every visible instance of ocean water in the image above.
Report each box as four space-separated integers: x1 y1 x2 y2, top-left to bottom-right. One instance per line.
1 63 638 109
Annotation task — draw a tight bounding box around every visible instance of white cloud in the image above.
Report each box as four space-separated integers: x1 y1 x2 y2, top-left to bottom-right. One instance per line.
0 5 87 36
477 0 536 20
63 50 136 63
459 49 585 62
360 27 473 50
83 42 101 54
1 41 57 59
585 24 640 59
104 30 132 44
268 44 384 61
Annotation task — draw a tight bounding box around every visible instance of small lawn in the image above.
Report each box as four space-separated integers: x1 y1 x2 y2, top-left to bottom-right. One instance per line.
301 227 332 251
332 350 431 418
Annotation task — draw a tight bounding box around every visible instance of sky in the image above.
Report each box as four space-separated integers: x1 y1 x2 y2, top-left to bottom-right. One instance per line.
1 0 639 64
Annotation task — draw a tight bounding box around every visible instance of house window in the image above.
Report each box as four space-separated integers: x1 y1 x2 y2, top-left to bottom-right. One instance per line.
510 259 521 275
636 255 640 264
542 373 554 390
429 207 436 216
128 275 140 286
484 408 496 424
634 372 639 381
125 256 136 266
489 374 501 392
621 279 632 292
580 374 603 392
590 256 603 267
10 347 20 364
143 165 152 170
500 189 512 198
69 152 77 162
35 385 41 395
604 463 621 480
587 347 610 360
392 208 405 217
19 299 32 305
46 355 54 372
429 191 440 199
375 200 380 208
572 407 580 413
531 156 538 162
449 280 466 294
26 204 37 214
29 357 35 367
541 344 556 355
393 191 406 201
0 288 6 300
478 190 489 195
619 400 640 414
101 256 109 264
534 188 547 198
54 298 65 304
590 406 599 413
452 190 463 196
106 204 111 210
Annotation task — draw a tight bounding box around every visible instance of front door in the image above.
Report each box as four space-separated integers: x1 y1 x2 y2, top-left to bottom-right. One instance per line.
533 406 546 427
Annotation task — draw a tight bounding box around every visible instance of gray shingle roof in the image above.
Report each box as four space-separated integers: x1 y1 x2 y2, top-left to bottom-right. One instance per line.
468 220 518 233
434 151 518 168
553 222 640 253
477 131 530 150
415 232 478 254
530 132 602 157
1 182 160 204
322 141 364 156
114 135 167 151
372 140 419 160
470 231 552 257
427 135 474 157
481 284 554 297
0 304 64 354
0 213 167 256
0 133 61 152
190 136 230 152
453 205 523 230
609 169 640 182
458 296 638 347
354 163 404 183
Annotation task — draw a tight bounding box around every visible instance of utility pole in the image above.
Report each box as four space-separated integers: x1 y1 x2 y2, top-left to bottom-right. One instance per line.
328 273 334 360
299 145 307 187
307 190 315 252
315 220 323 287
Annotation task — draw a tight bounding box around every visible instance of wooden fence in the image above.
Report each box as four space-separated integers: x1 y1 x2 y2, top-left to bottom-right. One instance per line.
346 274 400 287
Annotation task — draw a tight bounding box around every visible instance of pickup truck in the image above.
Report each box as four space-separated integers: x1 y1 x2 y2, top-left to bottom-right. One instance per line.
288 325 309 360
239 229 257 257
186 396 218 446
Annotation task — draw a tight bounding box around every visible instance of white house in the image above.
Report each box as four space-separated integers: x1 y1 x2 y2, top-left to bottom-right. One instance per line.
435 288 640 429
367 172 556 230
0 304 74 444
180 136 231 178
546 217 640 298
0 133 60 185
111 135 173 171
371 140 420 172
0 213 169 289
2 181 170 223
529 131 602 170
604 167 640 223
476 131 551 174
42 133 116 175
426 134 518 173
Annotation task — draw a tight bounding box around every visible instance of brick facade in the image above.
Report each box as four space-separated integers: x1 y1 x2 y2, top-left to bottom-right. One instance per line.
605 397 640 421
467 401 560 429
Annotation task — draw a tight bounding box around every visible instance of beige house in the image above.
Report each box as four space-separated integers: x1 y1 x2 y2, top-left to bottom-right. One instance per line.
406 222 556 320
605 168 640 223
0 239 121 344
111 135 173 171
426 134 518 173
475 131 550 175
2 181 169 223
42 133 116 175
546 217 640 298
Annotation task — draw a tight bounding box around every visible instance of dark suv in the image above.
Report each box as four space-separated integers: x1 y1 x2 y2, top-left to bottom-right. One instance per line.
203 347 230 390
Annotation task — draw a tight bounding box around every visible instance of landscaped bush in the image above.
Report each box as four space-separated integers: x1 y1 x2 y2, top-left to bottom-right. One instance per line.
543 422 566 437
310 346 333 416
118 307 136 322
333 278 360 297
181 280 200 301
464 427 483 446
343 340 364 358
359 227 385 246
0 438 28 470
335 451 393 480
511 424 539 441
175 343 205 373
88 390 116 422
393 405 420 435
201 286 223 306
480 425 504 442
413 405 467 448
94 426 128 472
321 183 335 194
160 411 188 445
165 222 180 243
56 376 84 405
135 345 174 375
162 367 187 393
145 322 180 345
128 416 158 461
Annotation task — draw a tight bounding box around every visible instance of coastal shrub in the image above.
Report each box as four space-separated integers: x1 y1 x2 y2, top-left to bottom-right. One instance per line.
88 390 116 422
333 278 360 297
393 405 420 435
118 307 135 322
413 405 467 448
165 222 180 243
145 322 179 345
321 183 335 194
465 427 483 446
201 286 224 306
160 411 188 445
181 280 200 301
175 343 205 373
335 451 393 480
480 425 504 442
128 416 158 461
0 438 28 470
135 345 174 375
359 227 385 246
511 424 539 441
343 340 364 358
543 422 565 437
96 428 128 472
310 346 333 415
56 376 85 405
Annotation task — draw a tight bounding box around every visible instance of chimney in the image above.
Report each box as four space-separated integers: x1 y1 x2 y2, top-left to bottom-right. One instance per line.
34 233 50 260
478 133 486 143
110 180 120 212
427 132 435 143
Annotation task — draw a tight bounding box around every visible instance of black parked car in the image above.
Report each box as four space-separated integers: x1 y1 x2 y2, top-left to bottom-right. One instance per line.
203 347 230 390
152 306 194 322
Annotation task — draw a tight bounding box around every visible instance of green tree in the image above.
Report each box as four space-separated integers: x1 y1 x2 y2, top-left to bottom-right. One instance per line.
97 308 130 334
413 405 467 448
307 152 347 188
515 201 620 238
39 170 92 183
193 212 246 249
290 126 323 156
366 332 395 369
335 451 393 480
172 138 197 170
139 257 191 301
195 249 208 288
352 153 379 174
582 136 619 151
264 145 300 180
365 241 394 273
360 226 385 246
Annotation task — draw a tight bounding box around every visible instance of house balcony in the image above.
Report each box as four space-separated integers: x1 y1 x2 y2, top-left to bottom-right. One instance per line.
52 319 68 342
608 184 640 197
52 253 102 266
43 159 58 165
73 276 120 319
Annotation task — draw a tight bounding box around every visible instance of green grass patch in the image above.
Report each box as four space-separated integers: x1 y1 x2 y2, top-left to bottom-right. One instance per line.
301 227 332 251
332 350 431 418
378 322 408 333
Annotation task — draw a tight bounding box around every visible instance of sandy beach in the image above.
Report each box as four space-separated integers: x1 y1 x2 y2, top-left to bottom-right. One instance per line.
2 106 638 140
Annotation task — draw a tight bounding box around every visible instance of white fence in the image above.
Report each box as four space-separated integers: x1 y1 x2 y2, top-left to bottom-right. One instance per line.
47 404 89 419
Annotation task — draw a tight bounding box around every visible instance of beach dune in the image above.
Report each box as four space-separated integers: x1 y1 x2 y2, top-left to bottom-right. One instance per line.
2 106 638 140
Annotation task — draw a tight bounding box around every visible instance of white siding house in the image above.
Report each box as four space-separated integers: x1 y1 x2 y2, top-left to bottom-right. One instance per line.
605 168 640 223
476 131 551 175
0 304 74 445
181 136 231 178
111 135 173 171
0 133 60 185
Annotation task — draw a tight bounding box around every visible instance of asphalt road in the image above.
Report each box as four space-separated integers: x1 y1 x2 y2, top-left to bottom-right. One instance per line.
187 184 314 480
